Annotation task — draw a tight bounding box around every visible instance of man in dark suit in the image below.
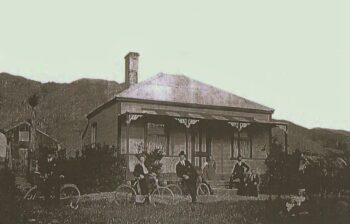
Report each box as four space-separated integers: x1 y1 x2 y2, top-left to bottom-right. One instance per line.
41 153 61 205
176 151 198 203
229 155 250 194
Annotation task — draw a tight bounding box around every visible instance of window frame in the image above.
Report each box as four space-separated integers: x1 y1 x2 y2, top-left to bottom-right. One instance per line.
230 130 252 159
145 122 168 154
91 122 97 147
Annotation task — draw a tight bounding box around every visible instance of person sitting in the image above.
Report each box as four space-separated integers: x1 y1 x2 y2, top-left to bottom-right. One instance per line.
246 169 259 197
133 152 152 204
229 155 250 195
176 151 198 203
284 188 309 217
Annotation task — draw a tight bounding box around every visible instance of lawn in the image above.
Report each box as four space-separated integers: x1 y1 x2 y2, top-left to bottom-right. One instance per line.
21 196 350 224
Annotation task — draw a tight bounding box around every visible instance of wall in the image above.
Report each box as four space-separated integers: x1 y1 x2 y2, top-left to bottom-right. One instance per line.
0 132 7 158
121 115 271 177
82 103 119 147
251 125 270 159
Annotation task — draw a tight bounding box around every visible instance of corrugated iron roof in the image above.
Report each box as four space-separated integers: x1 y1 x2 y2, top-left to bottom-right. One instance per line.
116 73 273 112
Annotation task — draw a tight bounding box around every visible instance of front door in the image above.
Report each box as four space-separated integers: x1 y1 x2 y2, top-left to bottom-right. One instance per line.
190 129 209 170
18 148 28 175
211 132 231 174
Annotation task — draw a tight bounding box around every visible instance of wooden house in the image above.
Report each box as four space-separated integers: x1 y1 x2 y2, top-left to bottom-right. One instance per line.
82 52 288 180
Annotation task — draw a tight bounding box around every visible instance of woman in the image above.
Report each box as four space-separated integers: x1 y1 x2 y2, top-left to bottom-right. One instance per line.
202 162 214 194
246 169 259 197
133 153 150 203
207 156 216 180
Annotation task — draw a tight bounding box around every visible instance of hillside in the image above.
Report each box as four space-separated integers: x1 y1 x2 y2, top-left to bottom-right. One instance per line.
272 120 350 156
1 72 349 158
0 72 125 156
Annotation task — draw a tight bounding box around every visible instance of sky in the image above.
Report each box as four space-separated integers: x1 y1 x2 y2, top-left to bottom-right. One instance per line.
0 0 349 131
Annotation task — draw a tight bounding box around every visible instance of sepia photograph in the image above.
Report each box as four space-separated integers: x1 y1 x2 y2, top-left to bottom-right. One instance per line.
0 1 349 223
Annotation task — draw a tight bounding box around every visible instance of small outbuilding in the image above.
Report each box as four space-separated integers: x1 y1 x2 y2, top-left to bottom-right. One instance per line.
5 121 61 175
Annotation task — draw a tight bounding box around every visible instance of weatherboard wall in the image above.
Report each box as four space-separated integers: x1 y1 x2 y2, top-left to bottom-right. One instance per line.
82 103 119 147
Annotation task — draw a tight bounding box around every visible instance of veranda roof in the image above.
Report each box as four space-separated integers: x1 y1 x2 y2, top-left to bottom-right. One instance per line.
122 109 288 126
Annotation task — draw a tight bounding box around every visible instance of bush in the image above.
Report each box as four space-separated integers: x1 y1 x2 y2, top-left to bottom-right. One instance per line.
38 144 126 194
0 168 23 224
264 141 300 194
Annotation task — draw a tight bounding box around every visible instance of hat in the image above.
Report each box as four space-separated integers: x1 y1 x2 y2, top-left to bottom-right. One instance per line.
179 151 186 156
137 152 146 160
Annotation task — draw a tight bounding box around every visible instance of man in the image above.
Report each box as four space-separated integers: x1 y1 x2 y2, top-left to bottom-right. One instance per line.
176 151 198 203
41 152 61 205
229 155 250 194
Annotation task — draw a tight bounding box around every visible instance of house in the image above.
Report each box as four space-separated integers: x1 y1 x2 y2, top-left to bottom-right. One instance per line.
0 129 6 169
5 121 61 175
82 52 288 180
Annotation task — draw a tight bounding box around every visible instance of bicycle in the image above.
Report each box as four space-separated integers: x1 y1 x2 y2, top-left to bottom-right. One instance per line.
166 177 211 199
23 172 80 209
114 175 174 206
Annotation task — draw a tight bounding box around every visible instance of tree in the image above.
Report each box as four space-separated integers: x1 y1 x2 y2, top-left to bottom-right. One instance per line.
27 93 40 176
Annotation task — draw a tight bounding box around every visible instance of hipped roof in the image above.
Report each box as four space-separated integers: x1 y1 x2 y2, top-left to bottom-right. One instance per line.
116 73 273 112
87 73 274 119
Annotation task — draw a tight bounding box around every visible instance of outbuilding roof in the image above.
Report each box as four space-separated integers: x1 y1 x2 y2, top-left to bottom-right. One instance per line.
116 73 273 112
5 121 59 143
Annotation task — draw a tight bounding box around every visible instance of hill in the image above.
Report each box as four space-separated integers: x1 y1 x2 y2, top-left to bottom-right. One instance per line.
0 72 125 157
1 72 349 158
272 120 350 156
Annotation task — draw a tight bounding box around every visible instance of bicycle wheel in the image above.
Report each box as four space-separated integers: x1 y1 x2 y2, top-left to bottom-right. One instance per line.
23 186 38 200
151 187 174 206
166 184 183 196
60 184 80 209
197 183 210 196
114 185 136 206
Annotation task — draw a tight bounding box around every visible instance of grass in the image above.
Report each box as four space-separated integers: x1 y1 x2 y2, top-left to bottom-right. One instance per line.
21 196 350 224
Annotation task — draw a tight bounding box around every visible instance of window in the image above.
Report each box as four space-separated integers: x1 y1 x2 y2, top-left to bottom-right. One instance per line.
231 131 252 159
19 124 30 142
146 123 167 153
19 131 29 142
91 123 97 147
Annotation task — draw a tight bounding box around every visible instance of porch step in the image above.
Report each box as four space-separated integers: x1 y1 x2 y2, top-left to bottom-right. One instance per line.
208 180 230 188
212 187 238 196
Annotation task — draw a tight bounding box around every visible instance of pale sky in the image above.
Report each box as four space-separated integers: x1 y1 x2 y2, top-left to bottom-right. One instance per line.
0 0 349 131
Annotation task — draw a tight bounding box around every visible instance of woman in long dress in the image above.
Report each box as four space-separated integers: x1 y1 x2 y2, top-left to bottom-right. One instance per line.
133 153 150 203
207 156 216 180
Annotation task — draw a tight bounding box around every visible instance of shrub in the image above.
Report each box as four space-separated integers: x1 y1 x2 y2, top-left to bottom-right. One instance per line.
38 144 126 194
0 168 23 223
264 140 300 194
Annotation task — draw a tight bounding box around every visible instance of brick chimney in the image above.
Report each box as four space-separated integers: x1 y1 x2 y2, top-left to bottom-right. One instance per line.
124 52 139 87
